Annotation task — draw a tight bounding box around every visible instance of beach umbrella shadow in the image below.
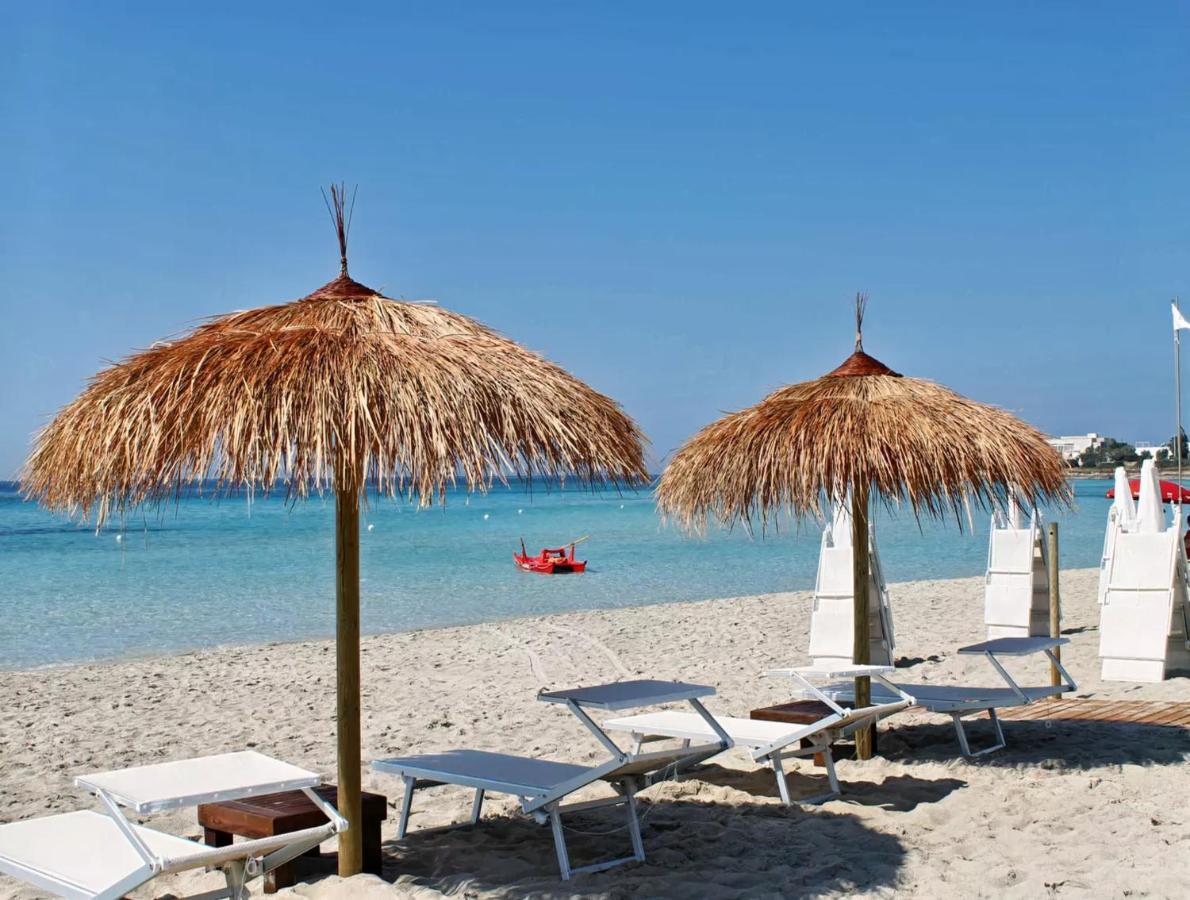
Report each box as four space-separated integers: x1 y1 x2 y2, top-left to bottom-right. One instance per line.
878 719 1190 769
676 762 967 812
372 798 908 898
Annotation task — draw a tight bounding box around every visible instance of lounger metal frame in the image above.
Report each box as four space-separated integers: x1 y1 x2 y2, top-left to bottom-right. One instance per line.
375 681 729 880
781 639 1077 757
611 664 908 805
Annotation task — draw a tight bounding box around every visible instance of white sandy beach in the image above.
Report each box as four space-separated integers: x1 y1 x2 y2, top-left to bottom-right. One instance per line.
0 566 1187 899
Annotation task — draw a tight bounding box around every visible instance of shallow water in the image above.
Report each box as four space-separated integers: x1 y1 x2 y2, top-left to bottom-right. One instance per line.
0 479 1117 668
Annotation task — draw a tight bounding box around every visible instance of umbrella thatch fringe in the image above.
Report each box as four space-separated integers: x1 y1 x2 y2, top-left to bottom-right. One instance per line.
23 275 648 525
657 370 1070 535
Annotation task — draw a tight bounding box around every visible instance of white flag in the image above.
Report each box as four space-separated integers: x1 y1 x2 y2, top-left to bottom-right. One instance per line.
1174 302 1190 332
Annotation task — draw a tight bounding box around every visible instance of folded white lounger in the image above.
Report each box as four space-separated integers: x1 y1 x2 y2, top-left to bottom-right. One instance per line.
779 637 1077 757
0 751 345 900
604 664 909 805
373 680 729 880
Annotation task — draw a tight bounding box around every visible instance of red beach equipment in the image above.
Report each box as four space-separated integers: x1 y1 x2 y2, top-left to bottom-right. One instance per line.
1105 479 1190 503
515 537 588 574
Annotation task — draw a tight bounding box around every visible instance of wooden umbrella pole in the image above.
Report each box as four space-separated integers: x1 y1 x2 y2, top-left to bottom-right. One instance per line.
1048 522 1062 692
852 482 874 760
335 486 363 875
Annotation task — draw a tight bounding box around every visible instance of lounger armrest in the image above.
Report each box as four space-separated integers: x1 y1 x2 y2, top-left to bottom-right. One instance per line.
837 698 912 724
769 664 896 679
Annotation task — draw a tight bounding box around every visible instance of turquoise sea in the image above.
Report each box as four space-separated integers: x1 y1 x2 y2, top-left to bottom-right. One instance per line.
0 479 1116 669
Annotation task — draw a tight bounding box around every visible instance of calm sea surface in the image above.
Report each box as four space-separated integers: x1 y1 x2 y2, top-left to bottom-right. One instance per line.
0 479 1116 668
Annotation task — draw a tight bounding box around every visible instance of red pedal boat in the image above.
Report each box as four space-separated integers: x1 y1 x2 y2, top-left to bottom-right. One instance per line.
515 538 587 574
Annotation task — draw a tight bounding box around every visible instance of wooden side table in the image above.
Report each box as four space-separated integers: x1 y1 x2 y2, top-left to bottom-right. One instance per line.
198 785 387 892
751 699 875 763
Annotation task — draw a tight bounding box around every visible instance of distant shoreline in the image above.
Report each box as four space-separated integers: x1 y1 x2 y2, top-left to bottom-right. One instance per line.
0 566 1101 677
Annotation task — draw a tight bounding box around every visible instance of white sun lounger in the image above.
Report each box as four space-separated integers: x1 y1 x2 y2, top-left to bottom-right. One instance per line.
1099 460 1190 682
373 680 729 880
808 501 896 667
779 638 1077 757
983 496 1051 639
604 664 909 805
0 751 345 900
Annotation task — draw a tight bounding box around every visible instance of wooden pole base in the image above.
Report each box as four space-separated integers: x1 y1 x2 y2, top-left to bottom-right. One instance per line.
1048 522 1062 695
336 487 363 876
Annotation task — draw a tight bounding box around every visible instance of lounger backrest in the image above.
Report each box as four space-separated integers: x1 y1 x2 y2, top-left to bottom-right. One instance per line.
602 744 724 781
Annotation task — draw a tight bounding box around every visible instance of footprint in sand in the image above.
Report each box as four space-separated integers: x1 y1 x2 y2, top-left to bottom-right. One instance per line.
481 624 551 688
543 622 633 679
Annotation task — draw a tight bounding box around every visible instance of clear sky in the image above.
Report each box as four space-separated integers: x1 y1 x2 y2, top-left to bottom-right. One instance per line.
3 2 1188 477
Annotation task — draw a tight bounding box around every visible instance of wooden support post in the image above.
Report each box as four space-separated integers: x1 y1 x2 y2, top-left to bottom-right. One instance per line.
335 487 363 876
1048 522 1062 693
852 483 873 760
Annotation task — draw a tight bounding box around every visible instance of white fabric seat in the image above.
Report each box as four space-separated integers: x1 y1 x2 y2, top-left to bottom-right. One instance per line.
605 711 812 748
813 681 1062 711
0 811 206 899
76 750 322 814
377 750 593 795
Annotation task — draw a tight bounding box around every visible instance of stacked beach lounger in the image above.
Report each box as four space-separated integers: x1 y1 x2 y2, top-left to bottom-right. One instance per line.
1099 460 1190 682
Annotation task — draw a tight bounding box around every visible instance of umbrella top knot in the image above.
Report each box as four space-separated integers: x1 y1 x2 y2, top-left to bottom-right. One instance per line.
825 350 901 378
302 273 381 302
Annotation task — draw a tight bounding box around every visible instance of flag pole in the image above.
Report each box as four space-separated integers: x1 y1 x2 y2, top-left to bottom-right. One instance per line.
1177 296 1184 489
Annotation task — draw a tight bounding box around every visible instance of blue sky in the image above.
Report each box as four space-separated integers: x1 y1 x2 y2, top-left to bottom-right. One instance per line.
2 2 1188 476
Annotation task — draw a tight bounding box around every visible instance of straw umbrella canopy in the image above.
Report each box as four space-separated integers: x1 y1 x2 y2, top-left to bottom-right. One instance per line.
21 188 648 874
657 295 1069 757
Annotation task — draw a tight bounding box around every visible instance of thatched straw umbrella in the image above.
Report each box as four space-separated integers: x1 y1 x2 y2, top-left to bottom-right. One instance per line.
21 188 648 874
657 295 1068 758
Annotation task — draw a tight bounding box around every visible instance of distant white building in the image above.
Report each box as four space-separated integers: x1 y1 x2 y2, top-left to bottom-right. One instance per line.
1046 433 1102 463
1135 441 1171 460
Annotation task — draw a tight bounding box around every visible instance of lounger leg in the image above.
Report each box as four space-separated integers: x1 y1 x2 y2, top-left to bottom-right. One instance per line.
952 713 973 757
821 745 841 799
223 859 249 900
471 788 485 824
771 754 793 806
989 708 1006 750
549 805 573 881
952 710 1007 757
624 782 645 862
398 776 416 838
